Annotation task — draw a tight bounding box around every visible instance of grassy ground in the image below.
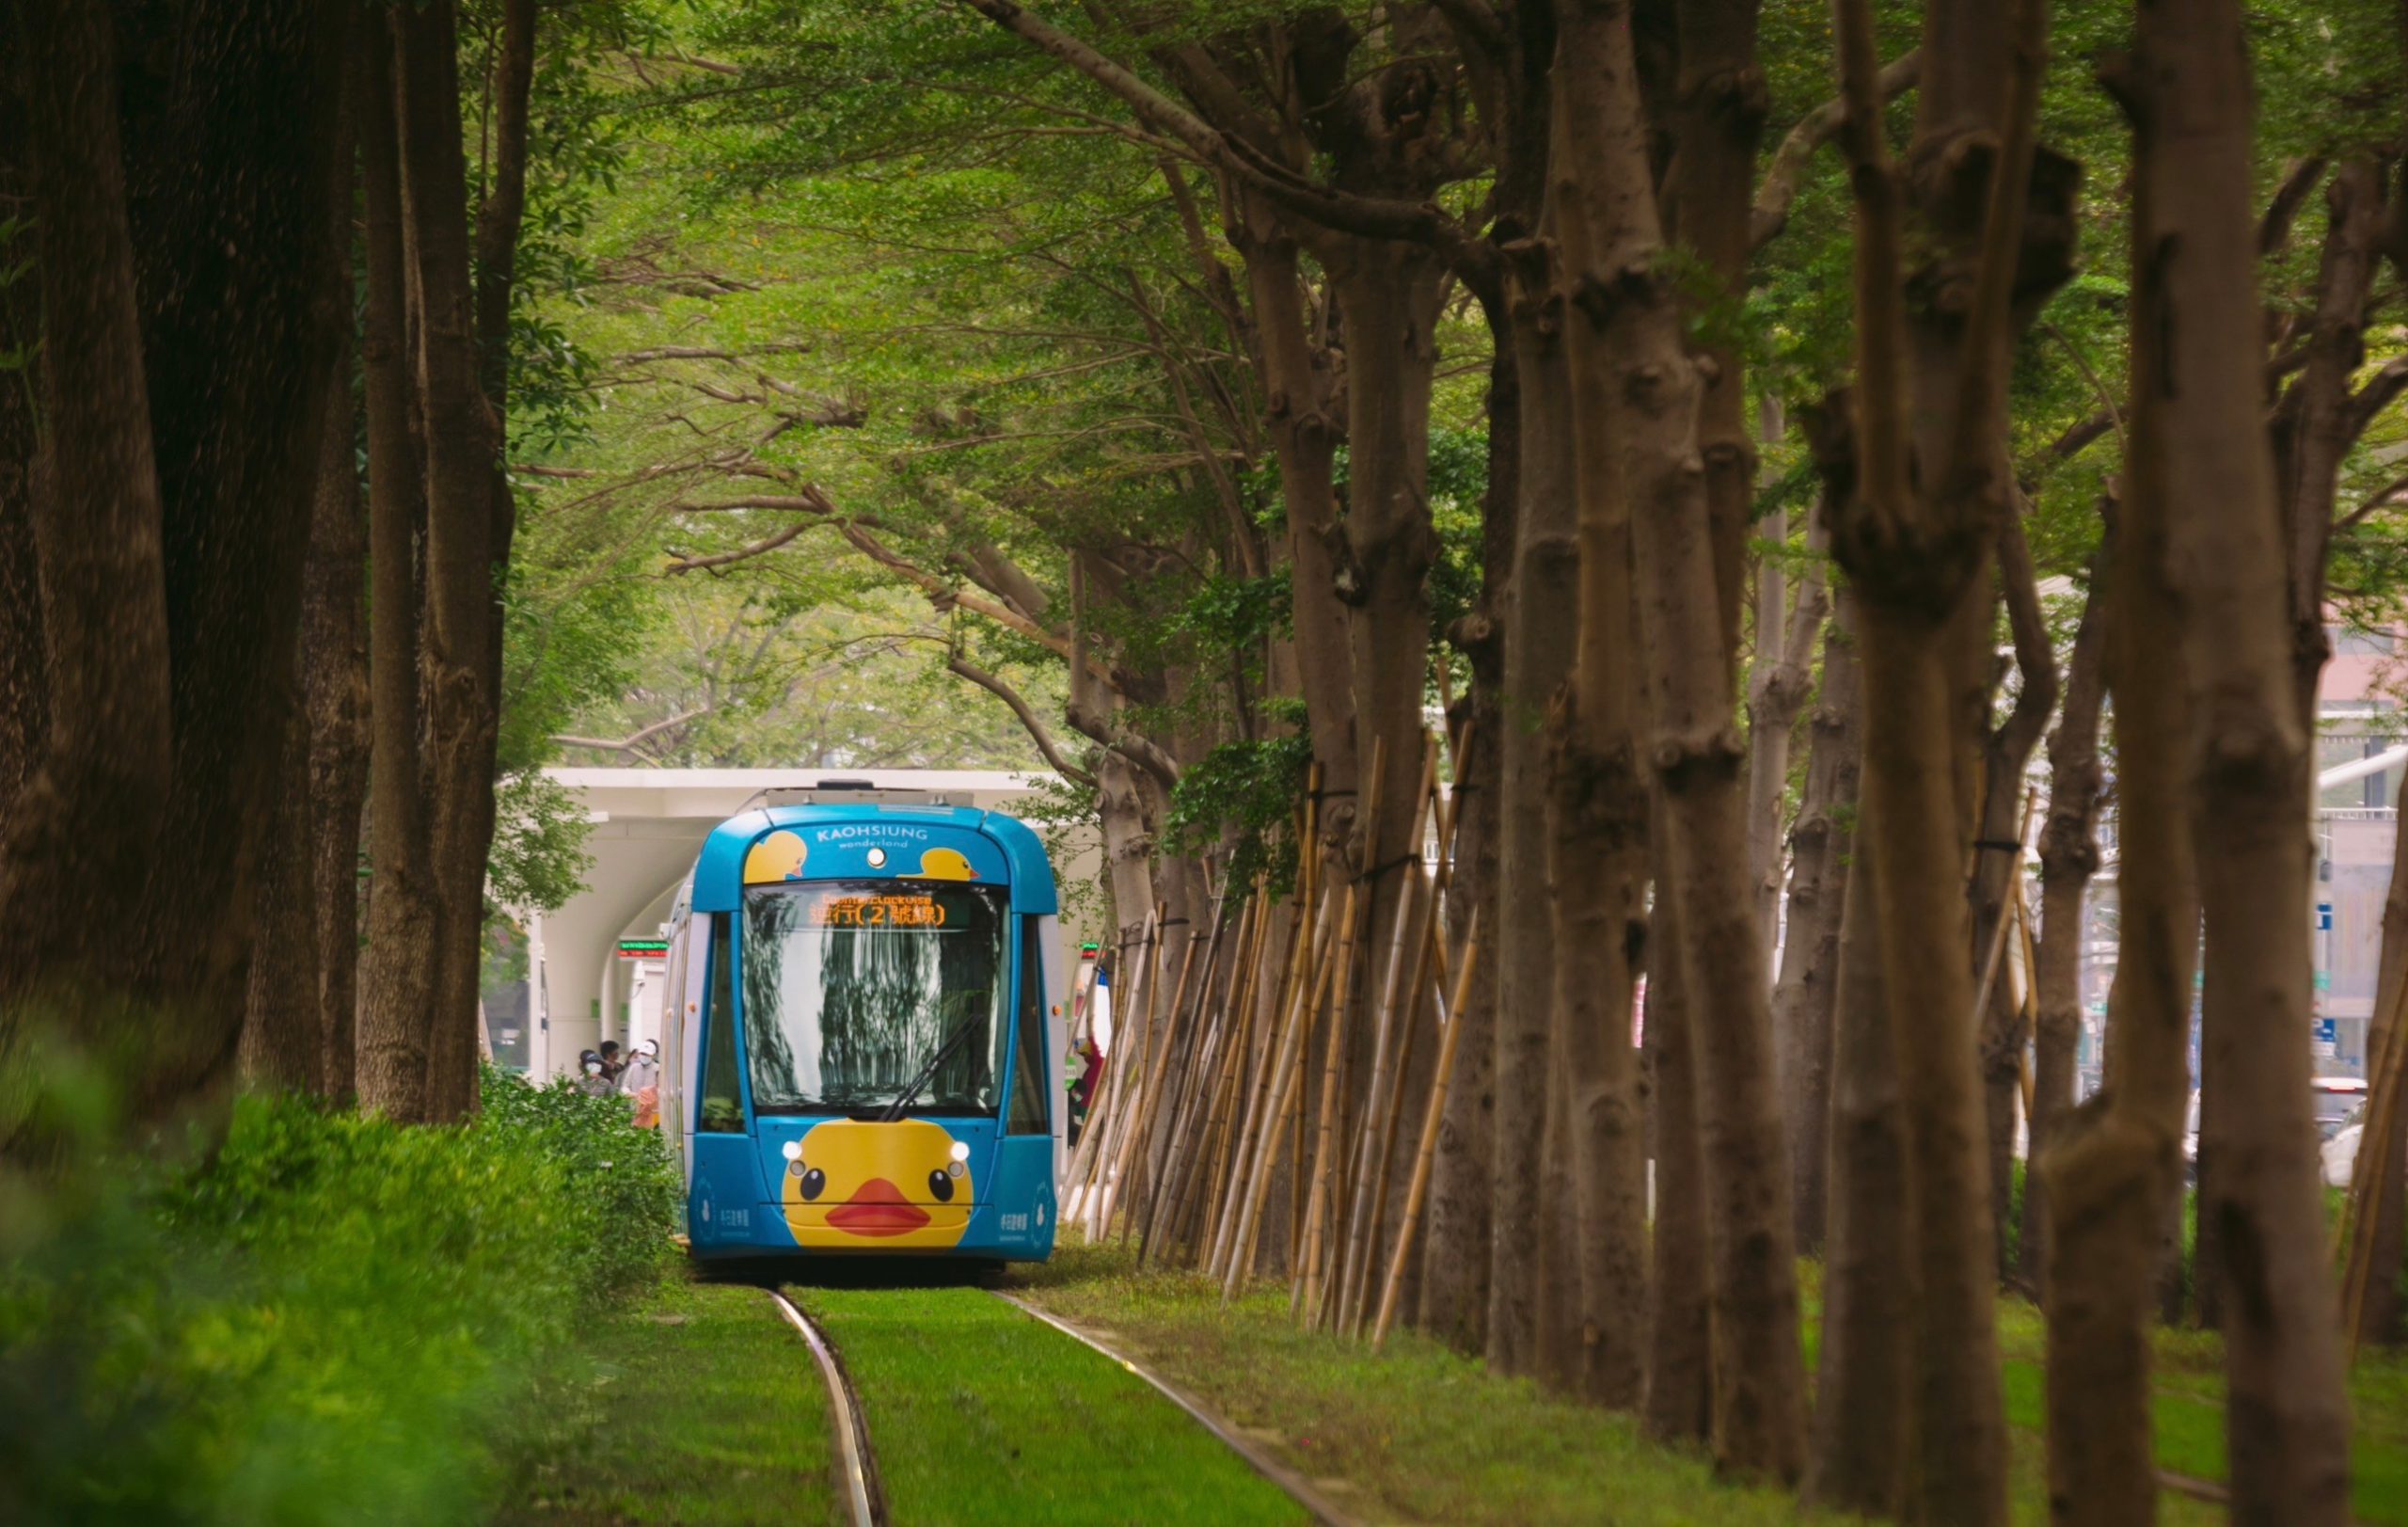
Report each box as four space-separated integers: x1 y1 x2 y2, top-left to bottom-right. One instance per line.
1009 1241 1822 1525
490 1275 843 1527
794 1276 1308 1526
1013 1238 2408 1526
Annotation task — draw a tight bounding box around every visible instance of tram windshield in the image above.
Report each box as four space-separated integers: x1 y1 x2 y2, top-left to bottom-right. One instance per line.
739 879 1009 1116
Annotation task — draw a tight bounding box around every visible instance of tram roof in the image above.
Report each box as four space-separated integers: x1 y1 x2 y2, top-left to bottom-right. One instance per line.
689 801 1058 915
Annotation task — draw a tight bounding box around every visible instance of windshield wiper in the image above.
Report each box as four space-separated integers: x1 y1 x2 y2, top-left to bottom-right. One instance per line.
879 1019 978 1121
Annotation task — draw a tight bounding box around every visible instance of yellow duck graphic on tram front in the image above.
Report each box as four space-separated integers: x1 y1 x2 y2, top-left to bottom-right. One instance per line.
742 830 809 883
914 847 979 881
780 1118 974 1249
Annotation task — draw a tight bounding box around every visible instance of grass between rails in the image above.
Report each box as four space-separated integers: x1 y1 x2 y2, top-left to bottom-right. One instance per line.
795 1277 1309 1526
1016 1238 2408 1526
491 1274 843 1527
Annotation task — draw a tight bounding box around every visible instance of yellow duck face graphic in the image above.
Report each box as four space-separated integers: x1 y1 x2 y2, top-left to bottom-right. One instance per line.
914 846 979 882
743 829 809 884
781 1118 974 1250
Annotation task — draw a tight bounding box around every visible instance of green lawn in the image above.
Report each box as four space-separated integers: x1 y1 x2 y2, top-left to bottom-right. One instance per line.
490 1275 844 1527
795 1278 1307 1526
1009 1241 1826 1525
1012 1238 2408 1526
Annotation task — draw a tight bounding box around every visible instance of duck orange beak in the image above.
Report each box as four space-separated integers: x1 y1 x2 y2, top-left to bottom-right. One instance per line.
824 1177 933 1237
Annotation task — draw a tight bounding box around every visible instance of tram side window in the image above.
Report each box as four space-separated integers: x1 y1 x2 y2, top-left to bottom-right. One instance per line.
700 915 743 1133
1006 917 1050 1134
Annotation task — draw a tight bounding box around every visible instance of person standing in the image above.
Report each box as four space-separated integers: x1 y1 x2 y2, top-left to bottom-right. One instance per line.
620 1039 662 1129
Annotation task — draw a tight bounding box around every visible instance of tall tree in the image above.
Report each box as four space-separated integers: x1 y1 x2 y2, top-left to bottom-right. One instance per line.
1555 0 1806 1480
0 0 349 1143
2133 0 2351 1514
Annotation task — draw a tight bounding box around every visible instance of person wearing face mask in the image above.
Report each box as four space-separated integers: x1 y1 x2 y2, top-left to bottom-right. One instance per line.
574 1050 615 1098
619 1039 662 1128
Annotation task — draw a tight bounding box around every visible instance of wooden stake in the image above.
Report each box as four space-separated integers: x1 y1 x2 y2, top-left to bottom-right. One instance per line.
1210 887 1328 1276
1373 910 1482 1349
1225 884 1349 1299
1140 893 1255 1263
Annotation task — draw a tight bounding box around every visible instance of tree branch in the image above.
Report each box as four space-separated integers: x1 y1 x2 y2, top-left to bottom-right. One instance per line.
946 655 1098 787
663 520 816 575
954 0 1477 262
1750 48 1921 251
552 705 713 755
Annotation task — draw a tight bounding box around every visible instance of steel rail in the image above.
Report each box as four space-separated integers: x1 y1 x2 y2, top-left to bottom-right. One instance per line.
768 1287 887 1527
990 1291 1367 1527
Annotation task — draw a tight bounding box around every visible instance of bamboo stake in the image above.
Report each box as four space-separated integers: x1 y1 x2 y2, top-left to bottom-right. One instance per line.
1085 904 1164 1234
1295 734 1391 1317
1225 884 1350 1299
1341 872 1441 1335
1140 893 1256 1263
1117 899 1220 1245
1209 887 1329 1275
1331 733 1441 1327
1972 786 2039 1026
1068 906 1154 1228
1102 896 1189 1233
1345 756 1469 1335
1373 910 1482 1349
1177 893 1269 1263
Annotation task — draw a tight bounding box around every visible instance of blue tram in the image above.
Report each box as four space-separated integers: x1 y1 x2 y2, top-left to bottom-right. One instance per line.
659 782 1065 1263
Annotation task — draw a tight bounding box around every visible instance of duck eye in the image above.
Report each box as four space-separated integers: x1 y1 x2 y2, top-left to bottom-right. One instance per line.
799 1167 826 1201
927 1168 955 1202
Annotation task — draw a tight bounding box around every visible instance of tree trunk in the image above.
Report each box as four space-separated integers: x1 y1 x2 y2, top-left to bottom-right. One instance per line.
1556 2 1805 1480
1486 246 1580 1379
355 15 439 1121
2 1 348 1144
1822 0 2073 1511
241 679 321 1092
2035 51 2198 1513
1420 547 1509 1354
2022 517 2109 1295
306 365 371 1104
1640 860 1712 1445
2350 774 2408 1346
1972 521 2057 1279
2140 5 2352 1516
1771 588 1861 1255
1806 786 1912 1518
395 0 502 1122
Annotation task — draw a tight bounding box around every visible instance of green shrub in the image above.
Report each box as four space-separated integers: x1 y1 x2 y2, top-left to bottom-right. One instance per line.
0 1065 679 1525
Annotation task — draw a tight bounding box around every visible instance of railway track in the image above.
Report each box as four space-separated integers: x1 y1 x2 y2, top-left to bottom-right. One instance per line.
990 1291 1368 1527
767 1287 886 1527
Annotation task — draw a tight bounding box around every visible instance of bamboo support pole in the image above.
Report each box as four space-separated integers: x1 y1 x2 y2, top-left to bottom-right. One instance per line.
1140 892 1256 1263
1331 733 1441 1328
1066 907 1154 1226
1341 874 1443 1335
1373 911 1482 1349
1111 910 1206 1242
1225 885 1349 1299
1178 893 1270 1263
1209 885 1325 1274
1107 903 1172 1227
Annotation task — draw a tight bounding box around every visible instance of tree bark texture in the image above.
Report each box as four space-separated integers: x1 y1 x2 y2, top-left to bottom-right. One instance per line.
1 0 348 1142
1806 790 1912 1519
1972 520 2057 1279
2022 521 2109 1295
1770 587 1861 1255
1486 244 1580 1379
1639 861 1712 1447
1556 1 1805 1480
2138 4 2352 1516
2036 121 2195 1513
355 16 438 1121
